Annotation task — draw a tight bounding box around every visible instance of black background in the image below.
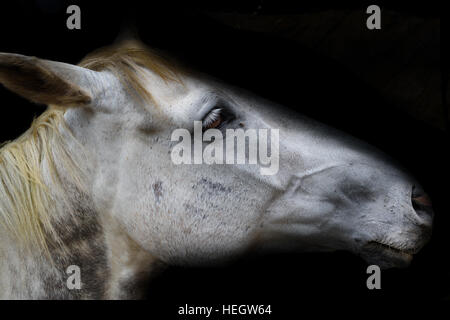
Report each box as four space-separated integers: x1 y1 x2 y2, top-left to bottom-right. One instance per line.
0 0 448 312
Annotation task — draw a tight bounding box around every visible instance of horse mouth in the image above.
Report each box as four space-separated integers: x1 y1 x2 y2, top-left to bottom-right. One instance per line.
360 241 418 269
368 241 417 255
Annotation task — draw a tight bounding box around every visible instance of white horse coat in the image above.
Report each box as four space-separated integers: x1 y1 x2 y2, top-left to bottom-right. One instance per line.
0 40 433 299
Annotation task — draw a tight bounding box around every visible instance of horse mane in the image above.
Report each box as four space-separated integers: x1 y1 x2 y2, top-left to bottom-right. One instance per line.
79 40 180 104
0 109 81 256
0 40 179 255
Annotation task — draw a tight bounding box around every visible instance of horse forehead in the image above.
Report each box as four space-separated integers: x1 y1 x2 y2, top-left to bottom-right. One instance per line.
140 68 202 109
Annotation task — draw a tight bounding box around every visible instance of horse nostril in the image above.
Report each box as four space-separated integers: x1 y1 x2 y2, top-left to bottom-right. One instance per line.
412 194 432 207
411 185 433 219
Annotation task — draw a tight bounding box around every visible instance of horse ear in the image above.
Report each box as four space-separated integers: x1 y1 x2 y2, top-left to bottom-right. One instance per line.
0 53 95 107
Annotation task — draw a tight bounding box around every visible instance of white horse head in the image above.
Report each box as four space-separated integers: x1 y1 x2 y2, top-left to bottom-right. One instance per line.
0 39 433 298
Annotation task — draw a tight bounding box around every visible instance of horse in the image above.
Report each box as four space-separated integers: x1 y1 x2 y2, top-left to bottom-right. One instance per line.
0 38 433 299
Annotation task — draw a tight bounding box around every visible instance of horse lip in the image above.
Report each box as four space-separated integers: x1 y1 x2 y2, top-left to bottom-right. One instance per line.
358 240 417 269
365 240 419 255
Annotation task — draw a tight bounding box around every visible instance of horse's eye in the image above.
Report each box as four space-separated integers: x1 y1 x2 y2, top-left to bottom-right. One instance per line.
202 108 223 130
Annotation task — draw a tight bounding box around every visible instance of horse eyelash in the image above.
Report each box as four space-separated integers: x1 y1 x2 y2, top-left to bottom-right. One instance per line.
202 108 223 129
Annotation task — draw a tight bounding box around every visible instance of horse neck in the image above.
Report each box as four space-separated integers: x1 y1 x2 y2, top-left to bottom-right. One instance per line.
0 186 107 299
0 123 160 299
